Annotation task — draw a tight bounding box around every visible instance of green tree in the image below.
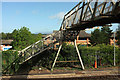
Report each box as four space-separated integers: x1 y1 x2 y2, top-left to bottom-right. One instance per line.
1 32 7 39
90 29 101 45
1 32 13 40
101 26 112 44
12 27 33 50
32 33 42 42
11 27 42 50
6 33 12 39
90 26 112 45
117 24 120 46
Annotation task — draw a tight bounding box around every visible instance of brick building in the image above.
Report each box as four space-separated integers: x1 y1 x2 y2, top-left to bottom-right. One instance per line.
76 30 91 46
42 30 118 48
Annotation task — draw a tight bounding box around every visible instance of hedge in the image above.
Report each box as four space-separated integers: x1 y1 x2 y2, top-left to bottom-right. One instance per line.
2 43 120 74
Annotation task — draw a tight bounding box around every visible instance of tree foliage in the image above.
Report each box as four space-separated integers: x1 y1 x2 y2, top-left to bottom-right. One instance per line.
34 43 120 69
11 27 32 50
2 50 19 74
117 24 120 46
3 43 120 74
1 32 12 39
11 27 42 50
90 27 112 45
1 27 42 47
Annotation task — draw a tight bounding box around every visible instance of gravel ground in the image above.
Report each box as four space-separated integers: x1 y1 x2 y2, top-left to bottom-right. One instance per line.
2 66 120 80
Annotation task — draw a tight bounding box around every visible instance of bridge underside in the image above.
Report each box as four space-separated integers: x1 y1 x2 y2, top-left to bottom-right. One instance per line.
67 14 120 31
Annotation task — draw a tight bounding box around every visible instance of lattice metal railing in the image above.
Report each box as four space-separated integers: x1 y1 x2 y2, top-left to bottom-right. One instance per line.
3 31 64 74
19 31 63 64
60 0 120 30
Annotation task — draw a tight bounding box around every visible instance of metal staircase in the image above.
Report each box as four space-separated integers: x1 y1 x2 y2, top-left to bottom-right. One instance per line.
19 31 62 64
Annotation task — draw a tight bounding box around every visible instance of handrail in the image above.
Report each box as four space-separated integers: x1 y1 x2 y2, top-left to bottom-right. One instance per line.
60 1 118 30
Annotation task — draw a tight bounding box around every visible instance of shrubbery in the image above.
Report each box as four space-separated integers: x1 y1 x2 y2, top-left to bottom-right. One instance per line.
79 44 120 68
36 43 120 69
2 50 19 74
2 44 120 74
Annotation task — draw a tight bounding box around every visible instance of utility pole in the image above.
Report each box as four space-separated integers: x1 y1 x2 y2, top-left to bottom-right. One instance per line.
114 31 116 66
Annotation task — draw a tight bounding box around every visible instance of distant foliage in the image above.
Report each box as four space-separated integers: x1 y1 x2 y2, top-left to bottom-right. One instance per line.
1 32 12 40
90 27 112 45
32 33 42 42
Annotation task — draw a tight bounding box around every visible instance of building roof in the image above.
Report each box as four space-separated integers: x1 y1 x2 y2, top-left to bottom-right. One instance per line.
1 40 13 45
78 30 91 38
78 31 117 38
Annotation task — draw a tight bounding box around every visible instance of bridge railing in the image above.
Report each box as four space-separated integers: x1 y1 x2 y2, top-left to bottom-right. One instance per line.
3 31 64 74
19 31 63 64
60 0 117 30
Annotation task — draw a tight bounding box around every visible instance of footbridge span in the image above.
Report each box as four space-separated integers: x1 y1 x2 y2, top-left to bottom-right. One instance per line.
3 0 120 74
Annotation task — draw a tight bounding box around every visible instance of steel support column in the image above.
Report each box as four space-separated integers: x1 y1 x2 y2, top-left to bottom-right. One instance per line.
51 44 62 71
74 39 85 70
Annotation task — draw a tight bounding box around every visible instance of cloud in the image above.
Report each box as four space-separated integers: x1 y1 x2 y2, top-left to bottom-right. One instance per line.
49 12 65 20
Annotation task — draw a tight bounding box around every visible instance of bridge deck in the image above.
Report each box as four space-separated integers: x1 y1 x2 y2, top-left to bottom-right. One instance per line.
68 13 120 30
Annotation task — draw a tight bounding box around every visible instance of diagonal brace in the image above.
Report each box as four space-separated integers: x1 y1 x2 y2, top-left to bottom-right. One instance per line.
74 39 85 70
51 44 62 71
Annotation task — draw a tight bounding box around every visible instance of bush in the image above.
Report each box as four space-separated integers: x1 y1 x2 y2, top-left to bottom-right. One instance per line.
78 44 120 68
34 43 120 69
2 50 19 74
3 43 120 74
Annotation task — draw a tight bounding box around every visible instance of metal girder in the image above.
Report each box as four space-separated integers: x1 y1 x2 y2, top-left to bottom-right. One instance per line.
92 1 98 19
60 1 119 31
72 4 80 25
79 2 85 23
51 39 85 71
51 44 62 71
83 2 90 20
75 39 85 70
100 2 107 14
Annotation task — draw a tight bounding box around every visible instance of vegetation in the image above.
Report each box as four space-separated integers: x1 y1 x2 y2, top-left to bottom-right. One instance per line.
2 27 43 74
79 44 120 67
2 50 19 74
2 26 120 75
90 27 112 45
32 43 120 70
2 43 120 74
117 24 120 46
1 26 42 50
1 32 12 40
